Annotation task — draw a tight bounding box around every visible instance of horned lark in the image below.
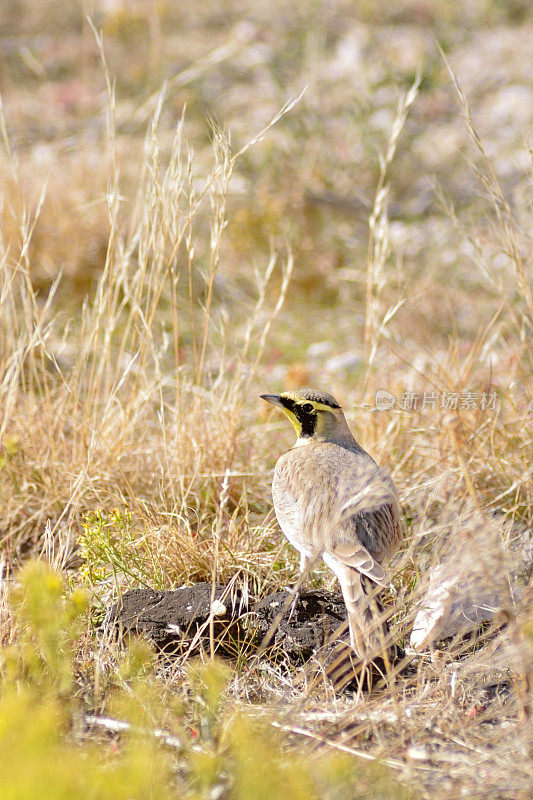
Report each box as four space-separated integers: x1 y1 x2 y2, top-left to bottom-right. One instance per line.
261 388 401 660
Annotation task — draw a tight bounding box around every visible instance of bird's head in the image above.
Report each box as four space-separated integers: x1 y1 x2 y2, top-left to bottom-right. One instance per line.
260 388 353 444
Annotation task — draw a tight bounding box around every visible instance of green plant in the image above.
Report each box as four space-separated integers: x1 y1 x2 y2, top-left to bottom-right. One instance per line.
79 508 166 592
0 561 174 799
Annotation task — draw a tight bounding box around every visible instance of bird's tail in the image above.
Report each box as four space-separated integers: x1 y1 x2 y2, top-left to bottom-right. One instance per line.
339 569 392 661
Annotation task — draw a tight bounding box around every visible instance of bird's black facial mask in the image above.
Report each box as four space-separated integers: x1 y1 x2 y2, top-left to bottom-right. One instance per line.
280 397 317 438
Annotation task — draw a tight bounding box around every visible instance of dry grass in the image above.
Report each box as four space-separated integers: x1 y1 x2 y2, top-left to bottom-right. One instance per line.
1 2 533 798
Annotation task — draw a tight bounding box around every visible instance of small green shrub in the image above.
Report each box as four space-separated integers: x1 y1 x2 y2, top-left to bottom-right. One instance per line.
0 561 173 799
79 509 166 593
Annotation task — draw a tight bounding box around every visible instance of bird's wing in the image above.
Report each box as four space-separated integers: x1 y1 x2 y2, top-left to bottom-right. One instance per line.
326 539 390 586
324 498 400 588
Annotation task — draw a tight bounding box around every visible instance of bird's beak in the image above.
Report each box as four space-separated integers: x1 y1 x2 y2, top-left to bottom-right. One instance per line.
260 393 284 409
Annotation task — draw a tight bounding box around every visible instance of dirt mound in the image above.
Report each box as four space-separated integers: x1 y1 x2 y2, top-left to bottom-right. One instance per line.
106 585 349 662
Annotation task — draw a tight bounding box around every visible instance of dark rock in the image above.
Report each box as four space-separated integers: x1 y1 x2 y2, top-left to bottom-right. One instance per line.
250 589 349 662
105 583 247 656
106 585 351 662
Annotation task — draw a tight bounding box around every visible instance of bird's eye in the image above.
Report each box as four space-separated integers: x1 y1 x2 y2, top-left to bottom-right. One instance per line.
301 402 314 414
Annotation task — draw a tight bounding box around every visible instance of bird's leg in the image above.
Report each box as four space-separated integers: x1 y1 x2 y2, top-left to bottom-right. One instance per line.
287 553 309 622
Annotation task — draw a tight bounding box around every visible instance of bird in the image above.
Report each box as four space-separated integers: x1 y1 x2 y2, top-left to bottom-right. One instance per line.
260 387 402 662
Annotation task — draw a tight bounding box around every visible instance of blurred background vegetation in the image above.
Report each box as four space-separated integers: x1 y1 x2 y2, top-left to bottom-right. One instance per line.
1 1 532 798
2 0 532 324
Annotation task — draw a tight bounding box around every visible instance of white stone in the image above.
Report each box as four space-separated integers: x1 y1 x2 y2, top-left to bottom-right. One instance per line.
410 564 515 651
166 624 181 634
324 351 361 373
307 340 333 358
406 746 429 761
211 599 227 617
